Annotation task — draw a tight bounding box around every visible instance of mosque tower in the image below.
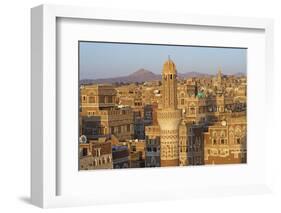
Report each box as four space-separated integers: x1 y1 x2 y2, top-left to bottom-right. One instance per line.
157 57 181 167
217 67 222 85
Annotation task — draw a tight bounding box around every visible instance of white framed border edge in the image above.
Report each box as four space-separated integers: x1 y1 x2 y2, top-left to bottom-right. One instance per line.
31 4 274 208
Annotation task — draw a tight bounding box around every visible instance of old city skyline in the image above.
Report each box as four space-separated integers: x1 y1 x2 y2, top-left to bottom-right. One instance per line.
79 42 247 170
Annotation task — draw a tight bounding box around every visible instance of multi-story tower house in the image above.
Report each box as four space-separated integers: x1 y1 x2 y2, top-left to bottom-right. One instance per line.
157 58 182 167
80 84 134 141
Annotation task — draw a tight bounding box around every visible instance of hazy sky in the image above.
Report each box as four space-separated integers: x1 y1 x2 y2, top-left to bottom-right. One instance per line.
79 41 247 80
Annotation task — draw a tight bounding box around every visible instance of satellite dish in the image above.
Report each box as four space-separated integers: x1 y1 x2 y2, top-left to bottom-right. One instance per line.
221 120 227 126
79 135 87 144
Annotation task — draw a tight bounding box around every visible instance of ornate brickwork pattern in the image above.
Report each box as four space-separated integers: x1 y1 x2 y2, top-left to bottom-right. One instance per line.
160 131 179 160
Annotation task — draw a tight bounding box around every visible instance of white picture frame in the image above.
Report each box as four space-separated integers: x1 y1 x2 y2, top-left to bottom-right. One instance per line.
31 4 274 208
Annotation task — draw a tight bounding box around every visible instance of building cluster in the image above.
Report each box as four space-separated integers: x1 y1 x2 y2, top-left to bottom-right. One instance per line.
79 59 247 170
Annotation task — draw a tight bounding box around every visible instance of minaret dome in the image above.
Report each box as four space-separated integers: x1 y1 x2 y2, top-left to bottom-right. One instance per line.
162 58 177 75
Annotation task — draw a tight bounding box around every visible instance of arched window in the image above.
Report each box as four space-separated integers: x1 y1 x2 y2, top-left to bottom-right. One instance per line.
181 99 185 105
82 95 87 102
212 131 217 138
235 127 242 137
213 139 217 145
236 138 241 144
180 92 185 98
189 103 196 114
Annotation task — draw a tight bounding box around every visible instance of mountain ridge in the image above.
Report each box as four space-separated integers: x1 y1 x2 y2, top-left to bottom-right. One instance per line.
80 69 245 84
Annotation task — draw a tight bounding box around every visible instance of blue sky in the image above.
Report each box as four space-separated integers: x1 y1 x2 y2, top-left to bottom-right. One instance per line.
79 41 247 80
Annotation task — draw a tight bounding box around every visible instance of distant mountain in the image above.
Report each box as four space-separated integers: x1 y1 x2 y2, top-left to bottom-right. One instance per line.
232 72 246 77
128 69 155 78
127 69 160 82
80 69 218 84
80 69 159 84
178 72 213 79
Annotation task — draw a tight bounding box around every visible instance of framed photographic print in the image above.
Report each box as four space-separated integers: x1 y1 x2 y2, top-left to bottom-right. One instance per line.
31 4 274 208
78 41 247 170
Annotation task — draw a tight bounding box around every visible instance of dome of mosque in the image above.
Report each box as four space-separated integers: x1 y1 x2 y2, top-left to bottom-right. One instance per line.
197 92 205 99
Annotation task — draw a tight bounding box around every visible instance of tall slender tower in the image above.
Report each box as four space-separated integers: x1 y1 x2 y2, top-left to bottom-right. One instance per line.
157 58 181 167
217 67 222 85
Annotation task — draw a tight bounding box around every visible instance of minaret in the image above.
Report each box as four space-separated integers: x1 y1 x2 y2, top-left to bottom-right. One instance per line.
157 57 181 167
217 67 222 85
